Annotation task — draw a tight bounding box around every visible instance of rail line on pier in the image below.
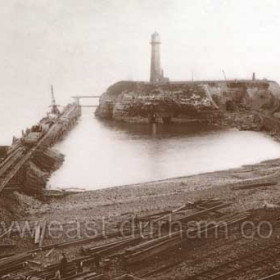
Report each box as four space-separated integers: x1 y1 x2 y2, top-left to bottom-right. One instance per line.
0 104 81 194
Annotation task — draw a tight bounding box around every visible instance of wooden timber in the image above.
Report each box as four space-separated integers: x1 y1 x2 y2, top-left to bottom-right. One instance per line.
0 103 81 194
259 272 280 280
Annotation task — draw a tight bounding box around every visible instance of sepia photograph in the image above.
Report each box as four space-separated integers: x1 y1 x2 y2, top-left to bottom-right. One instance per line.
1 0 280 279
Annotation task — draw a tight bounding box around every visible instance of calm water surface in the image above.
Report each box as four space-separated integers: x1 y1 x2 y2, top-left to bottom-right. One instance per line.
48 109 280 190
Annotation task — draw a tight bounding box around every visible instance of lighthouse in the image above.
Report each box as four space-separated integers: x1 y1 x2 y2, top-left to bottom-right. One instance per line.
150 32 167 83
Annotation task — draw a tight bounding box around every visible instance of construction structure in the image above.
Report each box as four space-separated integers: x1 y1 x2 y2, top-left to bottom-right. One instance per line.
0 101 81 195
50 85 60 115
72 95 100 107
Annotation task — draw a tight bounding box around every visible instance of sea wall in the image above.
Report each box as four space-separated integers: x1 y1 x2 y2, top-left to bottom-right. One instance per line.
95 80 280 124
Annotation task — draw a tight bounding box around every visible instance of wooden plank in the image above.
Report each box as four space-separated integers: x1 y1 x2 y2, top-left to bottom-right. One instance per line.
126 231 181 254
126 237 182 265
258 272 280 280
0 244 16 249
34 225 41 245
232 181 277 190
0 150 24 178
176 203 231 223
0 147 20 169
39 221 47 248
45 248 55 258
114 275 144 280
84 236 140 253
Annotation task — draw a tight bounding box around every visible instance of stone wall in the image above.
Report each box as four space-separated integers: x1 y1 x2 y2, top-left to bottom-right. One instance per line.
95 80 280 123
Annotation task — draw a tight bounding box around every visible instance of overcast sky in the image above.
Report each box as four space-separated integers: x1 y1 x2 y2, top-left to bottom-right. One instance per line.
1 0 280 104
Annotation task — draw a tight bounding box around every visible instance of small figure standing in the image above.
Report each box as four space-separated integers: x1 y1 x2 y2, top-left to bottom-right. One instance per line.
94 253 101 269
77 261 83 273
56 253 68 279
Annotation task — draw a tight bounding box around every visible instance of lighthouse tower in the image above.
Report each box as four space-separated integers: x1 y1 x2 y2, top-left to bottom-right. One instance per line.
150 32 164 83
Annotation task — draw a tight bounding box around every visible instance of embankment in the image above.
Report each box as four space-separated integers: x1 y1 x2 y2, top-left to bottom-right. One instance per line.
95 80 280 125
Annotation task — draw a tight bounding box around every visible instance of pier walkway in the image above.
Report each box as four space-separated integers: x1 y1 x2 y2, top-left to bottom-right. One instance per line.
0 104 81 195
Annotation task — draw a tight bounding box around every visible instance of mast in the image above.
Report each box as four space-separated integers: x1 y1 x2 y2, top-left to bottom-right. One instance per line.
50 85 60 115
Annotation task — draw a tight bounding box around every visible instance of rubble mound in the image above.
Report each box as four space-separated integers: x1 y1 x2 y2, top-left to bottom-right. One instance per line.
96 80 280 123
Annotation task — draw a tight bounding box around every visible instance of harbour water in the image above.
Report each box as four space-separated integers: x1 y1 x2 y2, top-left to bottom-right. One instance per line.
46 108 280 190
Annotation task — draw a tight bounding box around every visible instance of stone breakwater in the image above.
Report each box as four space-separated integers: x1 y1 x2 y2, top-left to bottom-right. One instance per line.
95 80 280 124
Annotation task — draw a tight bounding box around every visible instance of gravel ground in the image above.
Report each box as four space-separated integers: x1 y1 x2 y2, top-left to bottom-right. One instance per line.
2 158 280 279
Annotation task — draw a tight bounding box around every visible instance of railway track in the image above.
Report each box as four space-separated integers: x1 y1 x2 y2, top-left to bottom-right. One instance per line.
185 241 280 280
0 126 55 193
138 225 279 279
0 147 26 191
0 104 80 194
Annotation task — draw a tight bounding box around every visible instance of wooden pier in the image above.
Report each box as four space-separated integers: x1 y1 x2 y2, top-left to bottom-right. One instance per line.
0 103 81 195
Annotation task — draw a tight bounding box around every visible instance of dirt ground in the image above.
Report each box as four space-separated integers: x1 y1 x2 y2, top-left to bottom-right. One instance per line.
2 157 280 279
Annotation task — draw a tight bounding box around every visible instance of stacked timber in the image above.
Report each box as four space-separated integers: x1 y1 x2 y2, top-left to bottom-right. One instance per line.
0 252 34 276
124 201 249 265
32 148 64 172
81 236 144 257
0 147 8 162
23 162 48 194
6 139 22 156
124 232 182 265
24 255 104 280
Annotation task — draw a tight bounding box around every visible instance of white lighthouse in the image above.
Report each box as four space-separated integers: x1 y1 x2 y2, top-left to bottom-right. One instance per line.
150 32 168 83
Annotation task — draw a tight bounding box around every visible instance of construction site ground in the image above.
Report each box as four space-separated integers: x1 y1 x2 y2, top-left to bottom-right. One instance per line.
2 157 280 279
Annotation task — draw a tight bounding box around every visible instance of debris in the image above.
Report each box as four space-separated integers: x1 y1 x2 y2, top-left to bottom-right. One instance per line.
0 244 16 250
263 200 280 209
45 248 55 258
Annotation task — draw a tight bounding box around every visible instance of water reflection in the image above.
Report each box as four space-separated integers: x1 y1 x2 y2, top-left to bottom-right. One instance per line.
48 108 280 190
